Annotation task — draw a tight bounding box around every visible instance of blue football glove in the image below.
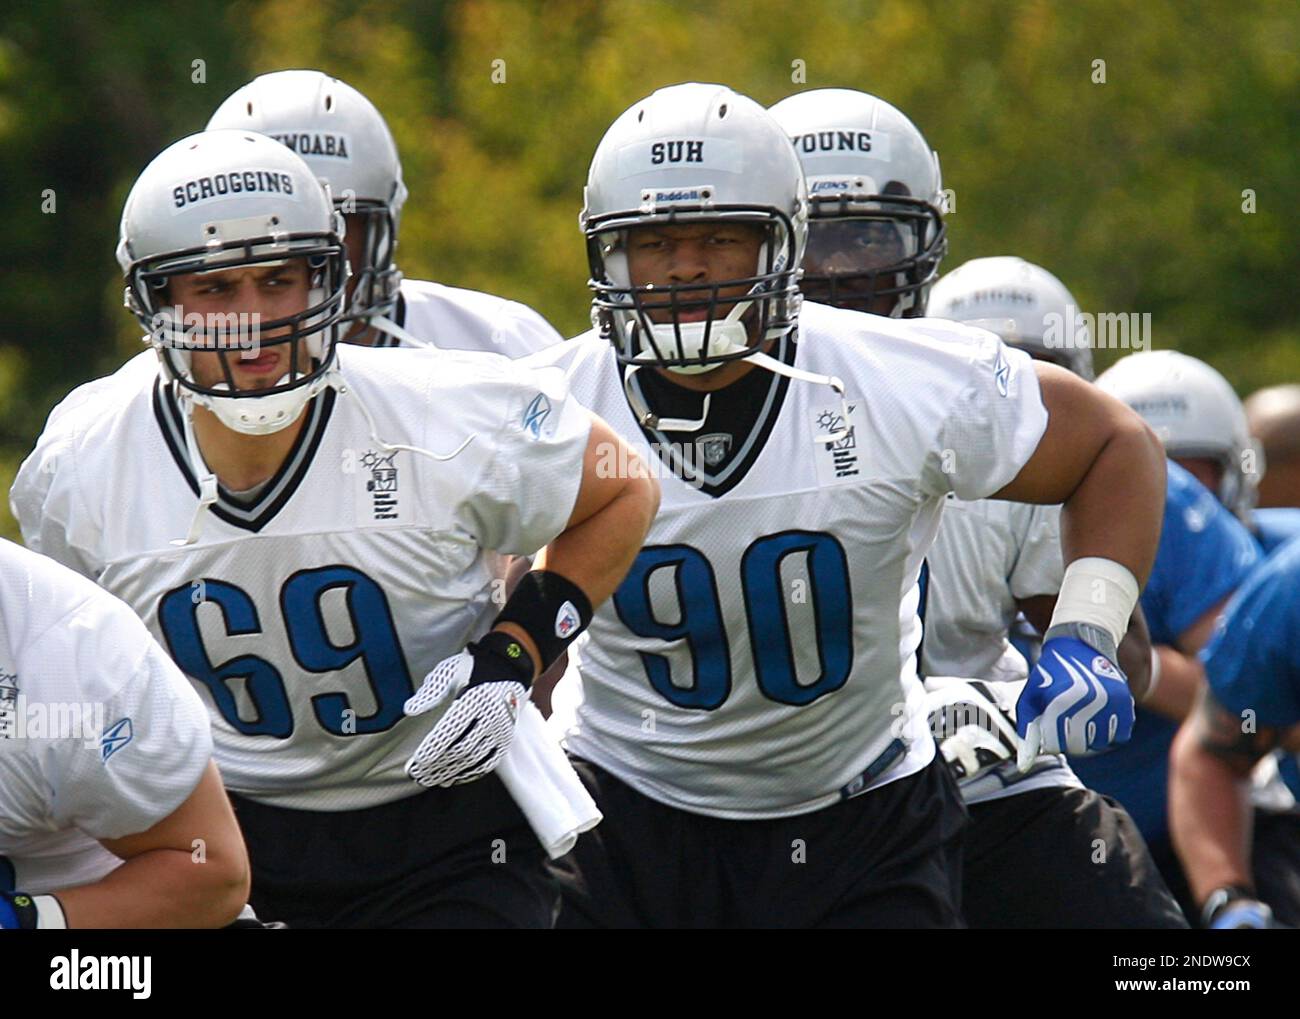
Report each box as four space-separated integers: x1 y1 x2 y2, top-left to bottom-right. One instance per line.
1015 622 1134 771
1201 888 1276 929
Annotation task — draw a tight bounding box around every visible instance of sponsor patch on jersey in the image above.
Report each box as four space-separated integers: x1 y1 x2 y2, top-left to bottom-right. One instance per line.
522 392 553 438
555 601 580 640
267 131 351 161
100 717 133 763
994 347 1011 397
170 169 302 213
355 448 413 526
616 137 744 178
811 400 868 487
0 669 18 740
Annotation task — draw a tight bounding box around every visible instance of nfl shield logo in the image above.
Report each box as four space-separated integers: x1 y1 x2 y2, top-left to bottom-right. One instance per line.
696 432 732 467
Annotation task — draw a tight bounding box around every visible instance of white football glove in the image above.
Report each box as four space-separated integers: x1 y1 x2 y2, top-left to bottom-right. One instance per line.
404 633 533 788
924 676 1025 783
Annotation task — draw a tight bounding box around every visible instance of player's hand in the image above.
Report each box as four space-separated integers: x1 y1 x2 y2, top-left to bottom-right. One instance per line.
923 677 1024 783
403 632 535 788
1016 622 1134 771
1201 888 1276 929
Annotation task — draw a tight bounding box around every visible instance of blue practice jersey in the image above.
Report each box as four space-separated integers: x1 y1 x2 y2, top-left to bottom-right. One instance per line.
1251 507 1300 558
1202 533 1300 725
1070 462 1260 850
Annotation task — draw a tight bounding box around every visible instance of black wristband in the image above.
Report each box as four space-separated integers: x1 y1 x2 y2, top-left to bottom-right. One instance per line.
469 630 537 690
1 891 40 930
494 570 593 672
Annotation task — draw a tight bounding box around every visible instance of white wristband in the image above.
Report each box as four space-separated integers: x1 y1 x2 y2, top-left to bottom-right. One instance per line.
1142 645 1163 703
34 895 67 929
1048 557 1140 649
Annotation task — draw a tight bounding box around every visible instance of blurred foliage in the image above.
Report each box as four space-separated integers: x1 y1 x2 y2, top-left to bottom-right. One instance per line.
0 0 1296 538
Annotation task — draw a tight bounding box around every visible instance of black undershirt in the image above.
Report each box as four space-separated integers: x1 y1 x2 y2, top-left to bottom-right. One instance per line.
631 332 797 497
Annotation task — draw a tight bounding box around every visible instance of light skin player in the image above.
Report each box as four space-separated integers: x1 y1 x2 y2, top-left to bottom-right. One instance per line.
169 259 656 671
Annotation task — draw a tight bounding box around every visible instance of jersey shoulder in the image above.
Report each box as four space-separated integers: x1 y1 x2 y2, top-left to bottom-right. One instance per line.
336 341 578 451
399 278 562 356
0 539 154 703
1252 507 1300 557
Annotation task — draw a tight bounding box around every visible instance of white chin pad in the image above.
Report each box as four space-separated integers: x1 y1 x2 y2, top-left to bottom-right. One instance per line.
202 381 314 435
642 300 752 375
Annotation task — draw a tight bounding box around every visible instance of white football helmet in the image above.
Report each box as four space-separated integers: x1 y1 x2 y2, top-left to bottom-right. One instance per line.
768 88 946 318
117 129 347 436
581 82 807 376
1097 350 1262 517
207 70 408 327
928 256 1095 380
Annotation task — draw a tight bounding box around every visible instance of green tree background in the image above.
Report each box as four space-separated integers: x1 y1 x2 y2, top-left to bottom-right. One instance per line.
1 0 1295 536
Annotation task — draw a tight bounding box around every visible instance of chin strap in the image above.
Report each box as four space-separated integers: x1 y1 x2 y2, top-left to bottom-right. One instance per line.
170 368 475 547
333 368 476 464
366 315 426 348
744 350 852 445
622 363 712 432
172 389 221 548
623 344 852 446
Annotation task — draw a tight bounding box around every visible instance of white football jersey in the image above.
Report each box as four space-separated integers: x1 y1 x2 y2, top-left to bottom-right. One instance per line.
12 345 590 811
526 301 1049 819
920 497 1084 803
374 278 563 357
0 539 212 895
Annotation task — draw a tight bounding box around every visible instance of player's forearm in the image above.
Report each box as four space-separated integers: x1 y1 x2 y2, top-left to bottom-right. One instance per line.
537 470 659 608
1140 645 1204 721
53 846 249 929
1059 416 1165 586
1169 720 1255 904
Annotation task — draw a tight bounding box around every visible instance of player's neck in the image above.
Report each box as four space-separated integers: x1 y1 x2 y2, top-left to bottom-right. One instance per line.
343 320 381 346
191 404 310 491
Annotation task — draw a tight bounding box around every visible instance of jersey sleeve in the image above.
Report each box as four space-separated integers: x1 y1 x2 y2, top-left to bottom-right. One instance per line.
1140 463 1261 646
491 299 565 358
9 426 104 581
455 359 593 556
31 592 214 841
1007 502 1065 600
1201 538 1300 728
921 335 1048 501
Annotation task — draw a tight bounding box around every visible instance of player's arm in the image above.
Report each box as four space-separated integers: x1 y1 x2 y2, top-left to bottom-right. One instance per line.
993 364 1165 762
4 763 249 929
404 412 658 788
1170 687 1300 925
994 362 1164 585
496 415 659 673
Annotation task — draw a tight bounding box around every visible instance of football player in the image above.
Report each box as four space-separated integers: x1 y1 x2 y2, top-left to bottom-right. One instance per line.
915 254 1186 927
1100 351 1300 554
11 130 658 928
0 538 247 929
532 83 1164 928
206 70 562 357
1095 350 1300 914
1246 384 1300 510
1170 535 1300 927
